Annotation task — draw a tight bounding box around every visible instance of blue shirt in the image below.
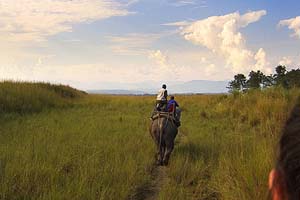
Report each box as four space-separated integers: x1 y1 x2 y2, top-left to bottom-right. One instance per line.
167 99 179 111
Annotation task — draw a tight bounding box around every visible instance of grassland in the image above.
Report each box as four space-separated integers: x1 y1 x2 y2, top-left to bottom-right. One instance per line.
0 81 85 114
0 81 299 200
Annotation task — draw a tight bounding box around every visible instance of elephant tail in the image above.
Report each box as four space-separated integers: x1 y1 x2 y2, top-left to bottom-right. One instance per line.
158 116 169 150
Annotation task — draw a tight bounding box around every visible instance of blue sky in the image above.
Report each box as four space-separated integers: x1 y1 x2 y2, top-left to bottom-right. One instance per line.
0 0 299 90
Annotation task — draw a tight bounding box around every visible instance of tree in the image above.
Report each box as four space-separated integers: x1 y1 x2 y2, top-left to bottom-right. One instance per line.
246 70 264 89
275 65 286 77
285 69 300 88
227 65 300 93
274 65 288 88
262 74 274 88
227 73 247 92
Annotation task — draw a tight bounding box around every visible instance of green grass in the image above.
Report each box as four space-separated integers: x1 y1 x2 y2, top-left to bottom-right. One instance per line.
157 87 299 200
0 81 86 114
0 94 156 200
0 82 299 199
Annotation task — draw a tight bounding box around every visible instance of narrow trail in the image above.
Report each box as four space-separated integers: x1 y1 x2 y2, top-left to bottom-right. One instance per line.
129 128 188 200
128 164 168 200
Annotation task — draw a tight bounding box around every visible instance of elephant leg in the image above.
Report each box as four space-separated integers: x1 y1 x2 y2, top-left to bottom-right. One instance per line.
163 141 174 166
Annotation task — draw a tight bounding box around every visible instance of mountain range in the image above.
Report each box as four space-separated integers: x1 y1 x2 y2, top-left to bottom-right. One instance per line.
87 80 229 95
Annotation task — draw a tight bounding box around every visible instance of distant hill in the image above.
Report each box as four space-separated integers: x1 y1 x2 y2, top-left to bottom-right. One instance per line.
87 80 229 94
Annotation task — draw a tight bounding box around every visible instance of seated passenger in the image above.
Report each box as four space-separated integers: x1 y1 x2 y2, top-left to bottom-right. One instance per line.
167 96 181 126
156 84 168 111
167 95 179 112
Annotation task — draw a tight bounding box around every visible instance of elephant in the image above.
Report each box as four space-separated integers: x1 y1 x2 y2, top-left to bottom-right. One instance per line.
150 112 178 166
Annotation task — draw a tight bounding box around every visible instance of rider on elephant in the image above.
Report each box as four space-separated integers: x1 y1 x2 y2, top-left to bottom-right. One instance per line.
167 95 181 126
156 84 168 111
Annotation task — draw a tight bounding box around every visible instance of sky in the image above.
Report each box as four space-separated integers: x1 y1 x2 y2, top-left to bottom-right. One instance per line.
0 0 300 90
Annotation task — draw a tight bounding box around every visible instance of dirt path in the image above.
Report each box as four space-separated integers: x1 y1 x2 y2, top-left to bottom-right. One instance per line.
129 129 187 200
129 165 168 200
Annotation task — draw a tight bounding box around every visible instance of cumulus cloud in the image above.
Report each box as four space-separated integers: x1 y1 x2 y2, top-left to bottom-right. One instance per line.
278 55 300 70
147 49 220 81
148 50 185 80
279 56 293 66
279 16 300 39
149 50 168 68
180 10 268 73
254 48 271 73
0 0 129 42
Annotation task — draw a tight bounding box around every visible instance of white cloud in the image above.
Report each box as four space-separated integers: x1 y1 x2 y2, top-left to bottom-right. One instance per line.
180 10 268 73
162 20 192 26
165 49 230 80
254 48 271 73
149 50 168 68
201 57 207 63
0 0 130 43
204 64 216 76
0 62 137 85
107 33 162 55
35 55 56 67
0 49 229 88
170 0 207 8
125 0 140 6
148 50 186 81
0 0 132 79
279 56 293 66
278 55 300 70
171 0 196 7
279 16 300 39
147 49 221 81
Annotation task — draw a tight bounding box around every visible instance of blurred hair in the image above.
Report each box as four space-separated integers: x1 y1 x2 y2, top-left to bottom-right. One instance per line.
272 98 300 200
170 96 174 100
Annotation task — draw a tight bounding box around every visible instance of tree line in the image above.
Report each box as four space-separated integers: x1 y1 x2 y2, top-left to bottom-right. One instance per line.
227 65 300 92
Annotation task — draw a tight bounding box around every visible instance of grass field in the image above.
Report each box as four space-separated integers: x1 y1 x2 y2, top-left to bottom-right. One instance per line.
0 81 299 200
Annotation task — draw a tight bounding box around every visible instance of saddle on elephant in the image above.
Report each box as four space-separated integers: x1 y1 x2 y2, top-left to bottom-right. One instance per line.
150 111 181 127
151 95 181 127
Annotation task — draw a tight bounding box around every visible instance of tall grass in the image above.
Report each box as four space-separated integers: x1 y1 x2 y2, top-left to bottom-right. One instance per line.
0 94 155 200
158 87 300 200
0 81 86 114
0 82 299 200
